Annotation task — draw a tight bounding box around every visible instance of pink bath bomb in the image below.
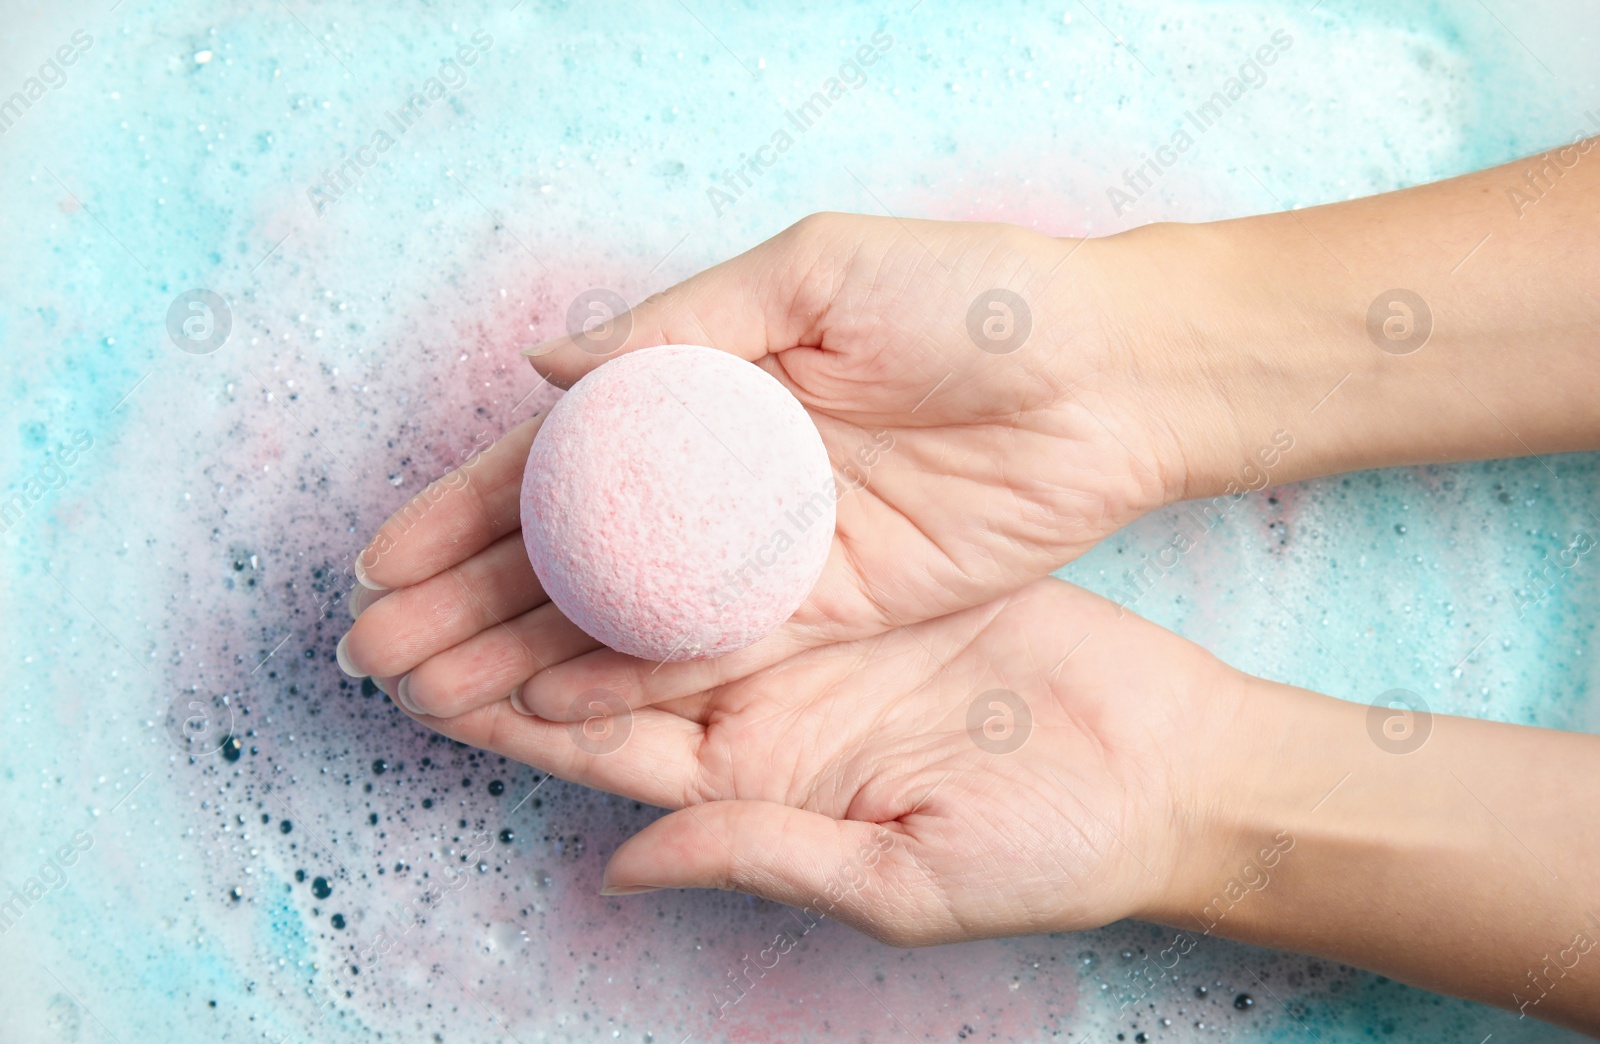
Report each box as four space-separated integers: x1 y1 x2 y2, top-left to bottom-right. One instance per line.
521 345 835 661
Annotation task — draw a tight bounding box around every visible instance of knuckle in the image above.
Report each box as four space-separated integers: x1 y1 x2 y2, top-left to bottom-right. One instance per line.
423 644 523 716
475 641 535 696
782 211 848 247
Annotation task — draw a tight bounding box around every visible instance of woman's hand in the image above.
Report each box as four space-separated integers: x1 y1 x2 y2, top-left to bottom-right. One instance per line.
397 578 1237 944
339 213 1216 718
395 576 1600 1035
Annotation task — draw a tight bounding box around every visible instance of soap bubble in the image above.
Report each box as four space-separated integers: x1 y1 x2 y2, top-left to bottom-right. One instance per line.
966 288 1032 355
1365 289 1431 355
166 288 233 354
565 288 632 356
1365 688 1431 754
966 687 1031 754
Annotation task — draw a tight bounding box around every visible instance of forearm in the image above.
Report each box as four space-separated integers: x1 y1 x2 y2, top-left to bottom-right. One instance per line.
1103 138 1600 499
1153 675 1600 1033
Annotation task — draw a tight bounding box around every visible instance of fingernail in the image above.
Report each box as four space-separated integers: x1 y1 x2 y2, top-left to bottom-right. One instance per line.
395 673 422 715
348 585 368 621
336 633 365 678
508 686 536 716
352 553 387 592
600 884 662 896
520 339 561 359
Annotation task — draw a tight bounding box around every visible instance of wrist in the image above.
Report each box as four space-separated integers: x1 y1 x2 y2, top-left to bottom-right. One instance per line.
1096 170 1600 507
1146 668 1600 1032
1133 669 1336 930
1088 220 1365 506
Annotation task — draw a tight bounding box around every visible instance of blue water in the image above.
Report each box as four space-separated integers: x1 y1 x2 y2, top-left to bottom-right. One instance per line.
2 1 1596 1040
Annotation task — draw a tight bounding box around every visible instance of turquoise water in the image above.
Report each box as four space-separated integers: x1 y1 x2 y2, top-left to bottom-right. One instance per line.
2 0 1596 1040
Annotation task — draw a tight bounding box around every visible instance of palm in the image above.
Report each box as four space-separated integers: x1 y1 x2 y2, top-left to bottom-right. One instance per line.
416 580 1221 944
768 219 1175 642
342 213 1182 732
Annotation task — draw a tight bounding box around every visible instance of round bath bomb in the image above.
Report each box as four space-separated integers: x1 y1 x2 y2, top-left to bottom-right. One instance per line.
521 344 834 661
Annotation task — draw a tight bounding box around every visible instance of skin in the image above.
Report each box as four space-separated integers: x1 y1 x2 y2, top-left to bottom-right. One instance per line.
339 140 1600 1033
340 212 1187 713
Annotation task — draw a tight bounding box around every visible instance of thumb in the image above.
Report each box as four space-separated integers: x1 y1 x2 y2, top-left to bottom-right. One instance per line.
520 215 838 388
601 800 901 925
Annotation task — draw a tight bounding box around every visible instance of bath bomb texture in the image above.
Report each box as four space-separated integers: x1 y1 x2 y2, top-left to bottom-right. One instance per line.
521 345 835 661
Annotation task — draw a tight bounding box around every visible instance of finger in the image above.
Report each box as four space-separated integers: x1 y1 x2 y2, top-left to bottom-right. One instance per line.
516 620 811 721
341 532 547 678
348 584 391 620
355 412 544 592
405 697 703 808
397 602 601 719
517 552 865 721
599 802 903 933
520 214 848 388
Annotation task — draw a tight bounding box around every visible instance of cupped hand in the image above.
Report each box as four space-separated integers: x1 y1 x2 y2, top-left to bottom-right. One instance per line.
340 213 1200 723
390 578 1245 946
